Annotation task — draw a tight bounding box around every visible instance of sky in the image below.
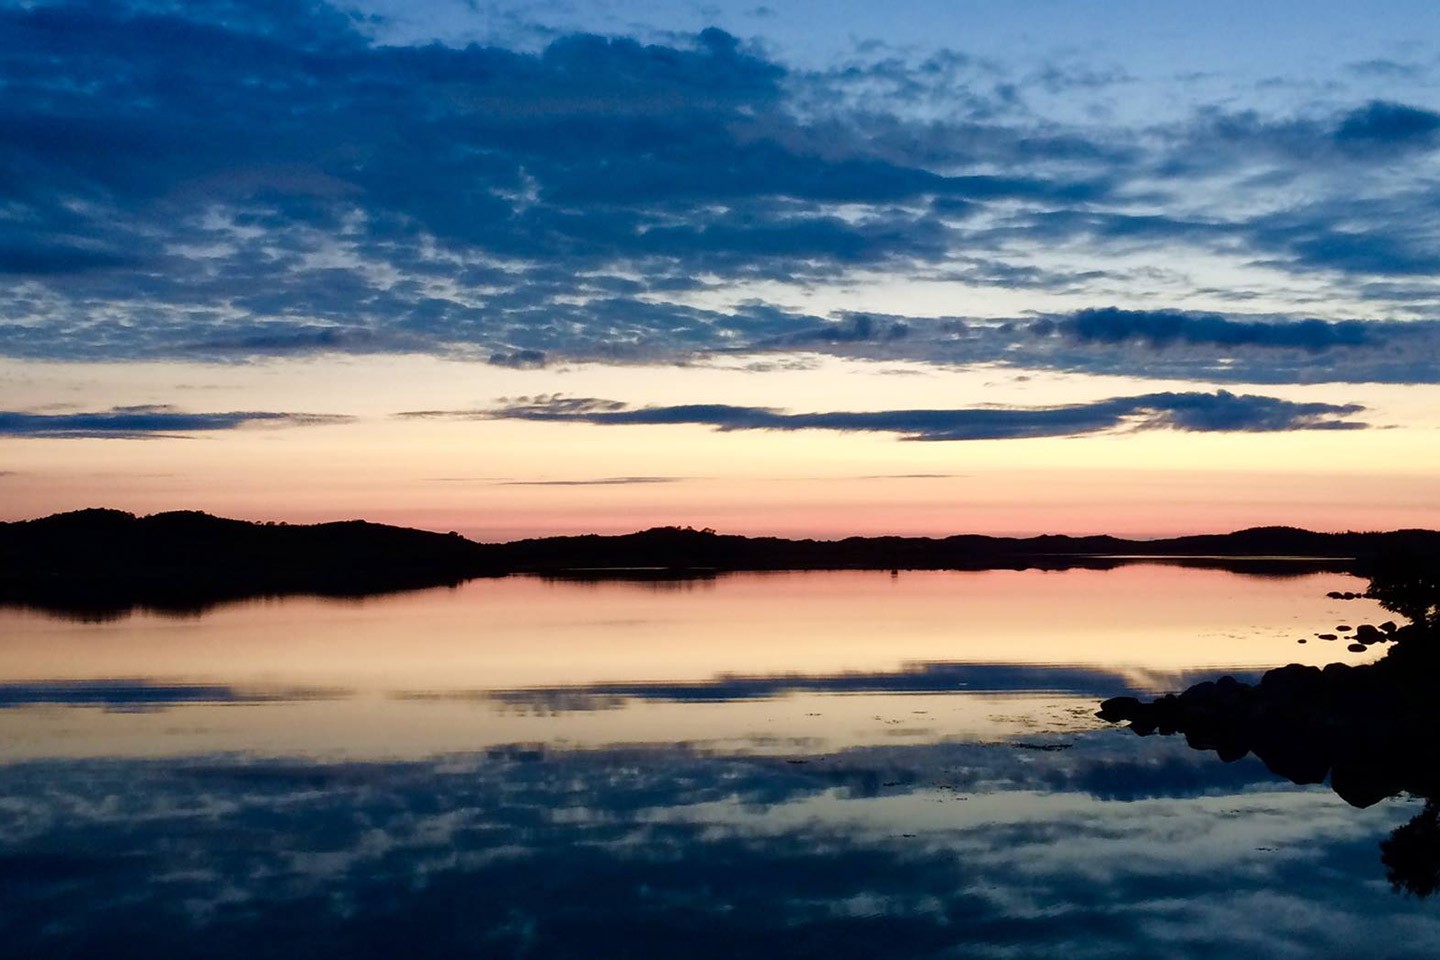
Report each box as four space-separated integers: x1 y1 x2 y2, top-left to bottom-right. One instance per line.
3 0 1440 538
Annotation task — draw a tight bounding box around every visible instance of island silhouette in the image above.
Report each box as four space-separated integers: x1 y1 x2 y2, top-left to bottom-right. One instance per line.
5 508 1440 616
1099 553 1440 896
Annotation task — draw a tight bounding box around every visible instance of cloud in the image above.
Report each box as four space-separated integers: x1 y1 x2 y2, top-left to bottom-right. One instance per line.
0 405 353 438
179 326 424 356
422 474 690 487
1334 101 1440 147
1348 60 1426 81
1037 307 1375 351
0 0 1436 398
496 476 685 487
458 390 1366 441
1162 100 1440 175
0 1 1433 373
855 473 962 480
750 313 910 348
487 349 548 368
721 308 1440 385
0 4 993 306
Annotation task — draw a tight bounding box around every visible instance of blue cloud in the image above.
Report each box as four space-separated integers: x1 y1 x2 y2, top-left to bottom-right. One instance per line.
1334 101 1440 146
1040 307 1374 351
0 405 352 438
1 0 1438 378
751 313 910 347
450 390 1367 440
486 349 548 368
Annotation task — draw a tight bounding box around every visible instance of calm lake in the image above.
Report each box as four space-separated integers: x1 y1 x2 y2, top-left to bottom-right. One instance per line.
1 566 1433 957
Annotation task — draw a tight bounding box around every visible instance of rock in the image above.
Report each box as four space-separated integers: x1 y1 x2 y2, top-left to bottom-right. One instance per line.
1180 680 1216 702
1332 762 1404 809
1355 624 1384 644
1347 643 1367 653
1096 696 1142 722
1259 664 1324 700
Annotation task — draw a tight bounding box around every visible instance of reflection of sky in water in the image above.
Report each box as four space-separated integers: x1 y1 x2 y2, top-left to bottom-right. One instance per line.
1 568 1427 956
2 735 1435 958
0 567 1388 758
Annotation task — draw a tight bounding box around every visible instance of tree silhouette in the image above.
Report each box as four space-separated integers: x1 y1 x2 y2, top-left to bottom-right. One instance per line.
1383 801 1440 898
1365 553 1440 632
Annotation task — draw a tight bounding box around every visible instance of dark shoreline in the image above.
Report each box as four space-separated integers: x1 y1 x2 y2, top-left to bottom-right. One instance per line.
4 507 1437 617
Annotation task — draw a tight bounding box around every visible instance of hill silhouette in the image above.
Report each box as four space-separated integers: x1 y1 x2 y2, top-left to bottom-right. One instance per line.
0 509 503 615
5 509 1440 615
496 524 1440 574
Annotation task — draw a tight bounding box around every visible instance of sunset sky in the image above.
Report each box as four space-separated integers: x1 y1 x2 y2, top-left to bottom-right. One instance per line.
4 0 1440 539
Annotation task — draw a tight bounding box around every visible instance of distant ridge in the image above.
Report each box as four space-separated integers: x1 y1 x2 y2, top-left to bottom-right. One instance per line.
0 508 498 614
493 524 1440 572
4 509 1440 615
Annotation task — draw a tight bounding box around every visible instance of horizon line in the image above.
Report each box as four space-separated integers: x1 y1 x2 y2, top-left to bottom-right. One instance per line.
7 507 1439 546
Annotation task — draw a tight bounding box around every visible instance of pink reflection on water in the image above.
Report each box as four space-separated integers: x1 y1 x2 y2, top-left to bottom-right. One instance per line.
0 566 1390 759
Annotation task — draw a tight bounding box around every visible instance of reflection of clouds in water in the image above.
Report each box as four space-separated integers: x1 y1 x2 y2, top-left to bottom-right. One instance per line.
401 663 1262 714
17 667 1110 717
0 665 1259 719
1 735 1435 958
0 679 347 710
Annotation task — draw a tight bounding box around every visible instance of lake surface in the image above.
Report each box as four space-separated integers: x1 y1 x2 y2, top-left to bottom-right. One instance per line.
1 566 1434 957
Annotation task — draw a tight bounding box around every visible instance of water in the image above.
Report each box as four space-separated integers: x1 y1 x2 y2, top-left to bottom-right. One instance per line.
1 566 1433 957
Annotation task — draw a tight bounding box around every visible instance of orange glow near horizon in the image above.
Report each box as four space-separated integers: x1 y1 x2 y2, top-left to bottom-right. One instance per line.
4 464 1438 540
3 355 1439 539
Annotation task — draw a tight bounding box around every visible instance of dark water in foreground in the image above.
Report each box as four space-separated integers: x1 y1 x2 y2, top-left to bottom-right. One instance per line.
1 567 1433 957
